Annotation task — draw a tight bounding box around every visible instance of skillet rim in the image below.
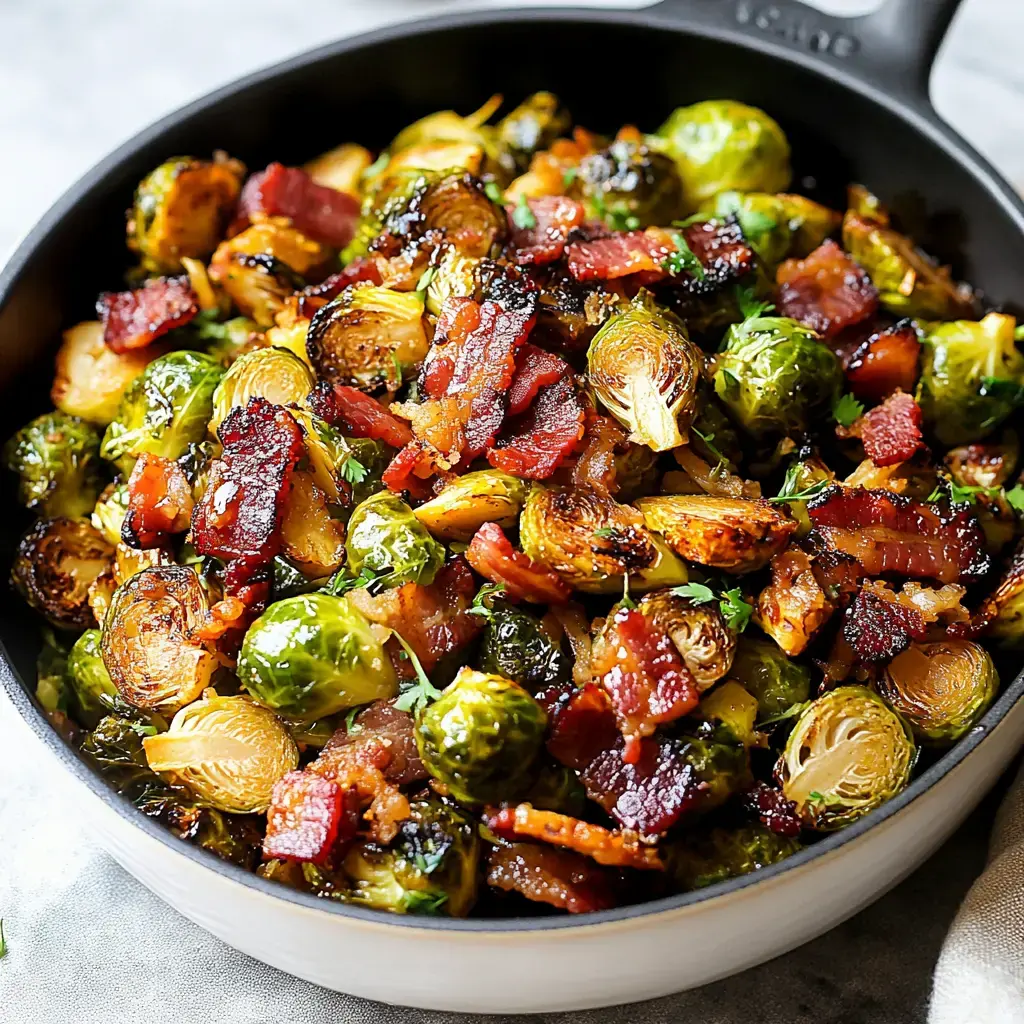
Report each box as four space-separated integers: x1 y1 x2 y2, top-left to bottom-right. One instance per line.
2 3 1023 935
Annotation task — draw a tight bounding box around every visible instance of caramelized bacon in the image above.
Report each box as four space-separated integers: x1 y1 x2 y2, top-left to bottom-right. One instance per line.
121 454 194 549
381 440 450 501
262 771 355 864
843 583 927 663
486 842 616 914
308 381 413 448
843 321 921 402
465 522 571 604
741 781 802 838
324 699 426 785
856 390 925 467
98 275 198 353
509 195 586 266
506 343 571 415
296 257 383 317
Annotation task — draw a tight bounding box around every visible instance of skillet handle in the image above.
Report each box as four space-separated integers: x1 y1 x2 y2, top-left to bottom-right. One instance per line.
649 0 965 107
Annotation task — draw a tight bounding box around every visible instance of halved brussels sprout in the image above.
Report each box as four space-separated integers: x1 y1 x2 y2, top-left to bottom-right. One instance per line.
699 680 760 746
101 565 217 713
307 284 428 391
279 469 346 578
424 246 479 317
478 601 572 692
100 351 225 475
587 293 702 451
917 313 1024 445
346 491 445 588
731 636 810 722
143 691 299 813
638 590 736 690
413 470 529 542
13 517 113 629
654 100 791 208
51 321 157 426
496 91 571 171
128 154 245 274
238 593 397 720
666 824 801 891
418 172 508 258
636 495 795 574
778 686 916 830
67 627 120 723
415 668 546 804
878 640 998 746
209 347 314 436
5 411 105 519
945 430 1018 490
981 541 1024 648
304 143 373 194
713 315 843 437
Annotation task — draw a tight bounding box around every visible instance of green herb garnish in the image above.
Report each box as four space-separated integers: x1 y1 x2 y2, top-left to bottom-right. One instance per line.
512 192 537 230
832 393 865 427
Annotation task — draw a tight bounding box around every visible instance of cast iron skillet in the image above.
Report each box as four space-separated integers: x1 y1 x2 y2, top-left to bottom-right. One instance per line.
2 0 1023 931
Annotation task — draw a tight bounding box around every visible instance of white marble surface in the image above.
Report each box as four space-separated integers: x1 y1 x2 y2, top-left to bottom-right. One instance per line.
1 1 1023 1021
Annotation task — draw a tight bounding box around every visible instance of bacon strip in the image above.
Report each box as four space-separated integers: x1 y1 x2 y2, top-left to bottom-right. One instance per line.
381 440 450 501
855 390 924 467
486 842 616 914
122 454 194 549
324 700 426 785
98 275 198 353
506 343 571 415
509 195 586 267
308 381 413 448
262 771 354 864
465 522 571 604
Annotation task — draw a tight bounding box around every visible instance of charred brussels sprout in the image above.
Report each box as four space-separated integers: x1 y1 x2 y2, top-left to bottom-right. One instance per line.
981 541 1024 648
587 294 702 451
343 799 481 916
238 593 397 721
13 517 113 630
655 100 791 208
143 691 299 813
418 173 509 258
5 411 105 518
279 470 347 579
413 470 529 542
415 668 547 804
346 491 446 588
778 686 916 830
878 641 998 746
479 602 572 692
67 628 120 723
307 284 428 391
916 313 1024 445
210 347 314 435
731 636 810 722
100 351 225 475
713 315 842 437
666 825 801 891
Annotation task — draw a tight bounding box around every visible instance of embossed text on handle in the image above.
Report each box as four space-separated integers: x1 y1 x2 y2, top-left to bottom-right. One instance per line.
732 1 860 58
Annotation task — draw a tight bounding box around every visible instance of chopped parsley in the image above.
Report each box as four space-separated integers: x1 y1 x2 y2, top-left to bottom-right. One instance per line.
670 582 716 605
719 588 754 633
392 632 443 713
691 427 728 470
512 192 537 230
927 479 1002 505
343 706 364 735
401 890 449 914
736 207 777 238
415 265 437 297
340 455 368 485
1006 485 1024 512
593 526 616 539
0 919 6 960
771 463 831 504
734 283 775 321
484 181 505 205
832 393 865 427
322 564 381 596
467 582 507 620
619 574 637 611
661 231 705 279
607 204 641 233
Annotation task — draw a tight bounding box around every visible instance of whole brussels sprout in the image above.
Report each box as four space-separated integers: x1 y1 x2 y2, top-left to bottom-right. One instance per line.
523 760 588 818
731 636 811 722
665 824 801 891
346 491 446 588
238 593 398 721
5 411 105 519
681 732 752 810
67 628 120 723
210 347 314 436
415 668 547 804
878 640 998 746
713 315 843 437
587 293 703 452
478 601 572 692
654 100 791 208
917 313 1024 445
778 686 916 830
101 351 225 475
413 469 529 543
496 91 572 171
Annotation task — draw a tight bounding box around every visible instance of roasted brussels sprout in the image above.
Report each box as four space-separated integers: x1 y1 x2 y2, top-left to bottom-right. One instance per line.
682 732 752 810
776 455 835 537
713 315 843 437
878 640 998 746
423 246 479 317
587 293 702 451
698 680 760 746
665 825 801 891
945 431 1018 490
413 470 529 542
524 761 588 818
415 668 546 804
210 347 314 435
100 351 225 475
916 313 1024 445
638 590 736 690
143 691 299 813
307 284 428 391
304 142 373 194
238 593 397 720
346 491 446 588
66 628 120 723
654 100 791 208
279 469 347 579
5 411 105 518
496 91 571 171
51 320 157 425
128 154 245 274
731 636 811 722
418 172 508 258
100 565 217 713
778 686 916 830
981 541 1024 648
13 517 113 630
479 601 572 692
343 799 480 916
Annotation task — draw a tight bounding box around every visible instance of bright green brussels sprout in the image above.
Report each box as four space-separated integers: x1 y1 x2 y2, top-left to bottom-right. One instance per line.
916 313 1024 445
731 636 811 722
5 411 105 518
478 601 572 692
654 100 791 208
587 293 703 451
342 799 481 916
413 469 529 542
210 347 314 435
238 593 398 721
878 640 998 746
415 668 547 804
67 628 120 723
665 825 801 891
346 491 446 588
778 685 916 830
496 91 572 171
713 315 843 437
100 351 225 475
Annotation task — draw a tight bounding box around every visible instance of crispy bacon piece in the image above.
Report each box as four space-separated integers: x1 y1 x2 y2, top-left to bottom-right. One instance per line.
843 321 921 402
486 804 663 871
776 240 878 338
308 381 413 448
121 454 194 549
486 842 616 914
856 390 924 467
381 440 451 501
506 343 571 415
742 782 802 838
754 547 837 657
591 606 700 762
807 486 991 584
236 162 360 248
192 579 270 647
509 195 587 266
191 397 304 582
324 699 426 785
262 771 353 864
465 522 571 604
98 275 198 353
843 584 928 663
295 257 383 318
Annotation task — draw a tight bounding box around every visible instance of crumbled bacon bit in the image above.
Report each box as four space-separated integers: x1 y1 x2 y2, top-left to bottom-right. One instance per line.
486 842 617 914
843 321 921 402
506 343 571 415
856 390 925 467
843 584 928 662
262 771 351 864
121 454 194 549
381 440 451 501
509 195 586 266
324 700 426 785
308 381 414 448
741 781 802 838
98 275 198 353
465 522 571 604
